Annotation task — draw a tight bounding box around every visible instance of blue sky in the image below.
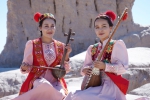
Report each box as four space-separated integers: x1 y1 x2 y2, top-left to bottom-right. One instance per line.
0 0 150 53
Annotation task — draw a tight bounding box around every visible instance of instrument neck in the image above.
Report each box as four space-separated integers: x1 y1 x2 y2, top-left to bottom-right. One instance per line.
60 48 67 68
60 29 71 68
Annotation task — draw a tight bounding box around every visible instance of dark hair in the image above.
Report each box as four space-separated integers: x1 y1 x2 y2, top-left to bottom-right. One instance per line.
39 17 56 36
94 16 113 27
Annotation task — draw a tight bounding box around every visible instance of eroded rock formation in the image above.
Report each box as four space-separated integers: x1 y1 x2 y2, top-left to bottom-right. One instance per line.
0 0 149 67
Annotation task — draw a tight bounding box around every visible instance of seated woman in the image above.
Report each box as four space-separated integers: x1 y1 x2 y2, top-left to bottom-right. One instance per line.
12 12 72 100
65 10 129 100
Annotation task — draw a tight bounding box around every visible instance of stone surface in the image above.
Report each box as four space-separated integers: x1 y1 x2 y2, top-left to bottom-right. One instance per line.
0 94 18 100
68 47 150 92
0 0 150 68
125 68 150 92
0 47 150 98
0 69 27 98
129 83 150 97
0 77 149 100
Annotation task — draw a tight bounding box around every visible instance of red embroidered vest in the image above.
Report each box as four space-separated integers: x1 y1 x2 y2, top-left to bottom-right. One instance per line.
91 40 129 95
19 38 68 95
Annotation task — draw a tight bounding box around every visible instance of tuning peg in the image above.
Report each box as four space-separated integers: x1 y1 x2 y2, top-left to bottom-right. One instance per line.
64 33 68 36
70 38 74 41
71 32 75 36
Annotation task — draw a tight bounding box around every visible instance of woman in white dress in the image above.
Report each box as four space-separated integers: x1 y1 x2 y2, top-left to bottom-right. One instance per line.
12 12 72 100
65 10 129 100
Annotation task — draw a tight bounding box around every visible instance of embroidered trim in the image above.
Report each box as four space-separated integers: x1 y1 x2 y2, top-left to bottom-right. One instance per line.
91 40 115 62
91 40 129 95
33 39 68 94
19 38 68 95
91 43 102 61
34 39 46 66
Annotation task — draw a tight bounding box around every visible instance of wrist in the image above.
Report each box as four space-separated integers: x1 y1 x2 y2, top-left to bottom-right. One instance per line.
103 63 106 70
66 52 70 56
64 58 70 62
20 62 32 72
65 54 70 61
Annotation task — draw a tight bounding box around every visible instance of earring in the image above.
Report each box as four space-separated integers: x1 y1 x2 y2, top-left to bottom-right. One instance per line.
95 38 99 43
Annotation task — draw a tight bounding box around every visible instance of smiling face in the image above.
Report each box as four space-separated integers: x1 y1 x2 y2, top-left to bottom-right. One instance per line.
94 18 112 42
39 18 56 39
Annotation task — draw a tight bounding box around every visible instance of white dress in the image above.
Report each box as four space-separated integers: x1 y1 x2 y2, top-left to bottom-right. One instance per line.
65 39 128 100
12 40 70 100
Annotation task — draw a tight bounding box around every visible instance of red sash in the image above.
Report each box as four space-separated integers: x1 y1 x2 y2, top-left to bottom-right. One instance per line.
19 38 68 95
105 72 129 95
91 41 129 95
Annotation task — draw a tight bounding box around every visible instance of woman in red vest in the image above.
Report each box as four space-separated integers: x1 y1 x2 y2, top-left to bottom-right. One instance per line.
12 12 72 100
65 11 129 100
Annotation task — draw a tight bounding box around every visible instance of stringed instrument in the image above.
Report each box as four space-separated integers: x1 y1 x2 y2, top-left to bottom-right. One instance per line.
51 28 75 79
81 7 128 90
21 29 75 80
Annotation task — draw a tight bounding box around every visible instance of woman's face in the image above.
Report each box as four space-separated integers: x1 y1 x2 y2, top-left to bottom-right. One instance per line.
94 18 112 42
40 18 56 39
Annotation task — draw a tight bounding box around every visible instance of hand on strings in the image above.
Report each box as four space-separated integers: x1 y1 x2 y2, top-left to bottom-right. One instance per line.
94 61 106 70
82 67 92 76
65 44 72 54
65 44 72 61
20 62 32 74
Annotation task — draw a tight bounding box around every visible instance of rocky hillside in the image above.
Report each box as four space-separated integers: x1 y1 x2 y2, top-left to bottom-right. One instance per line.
0 0 149 67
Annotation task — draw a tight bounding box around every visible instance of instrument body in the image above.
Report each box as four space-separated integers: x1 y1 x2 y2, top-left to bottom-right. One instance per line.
81 67 101 90
81 8 128 90
52 65 66 79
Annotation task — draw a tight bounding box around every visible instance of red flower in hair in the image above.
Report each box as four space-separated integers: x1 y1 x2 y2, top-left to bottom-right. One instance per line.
122 12 128 21
105 11 116 21
34 12 42 22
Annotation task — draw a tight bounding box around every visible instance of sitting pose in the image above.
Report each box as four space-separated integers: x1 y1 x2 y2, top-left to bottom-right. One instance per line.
65 10 129 100
12 12 72 100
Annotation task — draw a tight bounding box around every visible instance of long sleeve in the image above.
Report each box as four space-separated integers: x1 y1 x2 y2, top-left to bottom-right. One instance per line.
20 40 33 74
105 40 128 75
22 40 33 65
80 45 93 76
